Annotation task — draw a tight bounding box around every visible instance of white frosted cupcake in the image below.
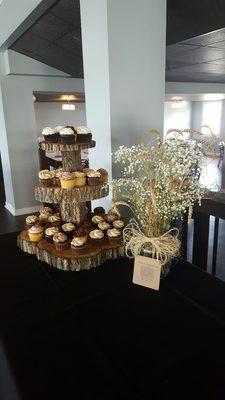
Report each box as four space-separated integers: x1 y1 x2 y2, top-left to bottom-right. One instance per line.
45 226 60 243
75 126 92 143
89 229 104 244
25 215 39 228
92 215 105 226
98 221 111 236
59 126 76 144
113 220 125 229
28 225 44 242
39 169 54 187
107 228 122 244
42 127 58 142
71 236 87 250
87 171 101 186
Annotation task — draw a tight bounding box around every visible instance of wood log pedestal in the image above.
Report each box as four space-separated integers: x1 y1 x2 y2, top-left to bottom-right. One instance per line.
18 230 125 272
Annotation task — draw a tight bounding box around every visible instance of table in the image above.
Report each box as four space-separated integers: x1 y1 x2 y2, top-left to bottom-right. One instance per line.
1 232 225 399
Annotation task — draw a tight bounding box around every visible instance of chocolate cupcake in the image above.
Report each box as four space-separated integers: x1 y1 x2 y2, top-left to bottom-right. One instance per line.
53 232 69 250
39 207 53 225
93 206 105 215
105 213 118 223
97 168 108 184
113 220 125 229
87 171 101 186
25 215 39 229
53 125 65 142
45 226 60 243
75 126 92 143
71 236 87 251
89 229 104 244
48 214 62 227
39 170 54 187
42 127 58 142
97 221 111 236
62 223 76 239
73 226 87 237
54 168 63 186
91 215 105 227
107 228 122 244
59 127 76 144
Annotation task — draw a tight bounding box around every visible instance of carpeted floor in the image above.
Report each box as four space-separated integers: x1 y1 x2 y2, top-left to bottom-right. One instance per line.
2 232 225 399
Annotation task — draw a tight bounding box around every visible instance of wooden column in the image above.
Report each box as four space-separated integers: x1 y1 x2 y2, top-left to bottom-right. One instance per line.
61 150 82 171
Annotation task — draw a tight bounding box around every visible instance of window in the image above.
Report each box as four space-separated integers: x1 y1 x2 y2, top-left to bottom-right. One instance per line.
201 101 222 137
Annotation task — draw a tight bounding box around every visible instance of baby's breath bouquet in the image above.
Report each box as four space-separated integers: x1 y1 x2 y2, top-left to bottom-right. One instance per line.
113 135 206 266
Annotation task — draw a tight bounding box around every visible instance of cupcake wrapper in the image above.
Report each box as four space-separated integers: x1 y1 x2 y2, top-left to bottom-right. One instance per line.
60 136 76 144
108 236 123 244
45 236 54 243
54 242 69 251
87 177 101 186
44 133 59 143
39 178 54 187
77 133 92 143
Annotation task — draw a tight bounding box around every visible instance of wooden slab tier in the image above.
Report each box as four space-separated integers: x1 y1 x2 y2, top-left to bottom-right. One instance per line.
17 231 38 254
35 183 109 203
17 230 125 272
40 140 96 152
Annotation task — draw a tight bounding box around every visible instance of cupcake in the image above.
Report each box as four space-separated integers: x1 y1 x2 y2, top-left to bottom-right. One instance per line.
60 172 76 189
108 207 121 218
89 229 104 243
71 236 87 251
75 126 92 143
62 223 76 239
28 225 44 242
105 213 119 223
93 206 105 215
73 226 87 237
98 221 111 236
59 127 76 144
107 228 122 244
39 207 53 225
42 127 57 142
83 168 94 175
82 220 93 233
74 171 86 187
25 215 39 229
97 168 108 184
54 168 63 186
87 171 101 186
53 232 69 250
39 170 54 187
113 220 125 229
48 214 62 227
53 125 65 142
45 226 60 243
91 215 105 226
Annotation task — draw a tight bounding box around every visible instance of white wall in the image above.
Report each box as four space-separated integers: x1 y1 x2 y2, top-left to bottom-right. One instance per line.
164 101 191 136
0 51 85 214
34 102 86 136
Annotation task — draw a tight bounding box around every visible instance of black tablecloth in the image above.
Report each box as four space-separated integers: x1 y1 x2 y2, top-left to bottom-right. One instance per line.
1 232 225 399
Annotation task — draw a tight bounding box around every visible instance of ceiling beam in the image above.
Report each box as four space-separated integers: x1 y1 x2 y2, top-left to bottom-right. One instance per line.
0 0 57 51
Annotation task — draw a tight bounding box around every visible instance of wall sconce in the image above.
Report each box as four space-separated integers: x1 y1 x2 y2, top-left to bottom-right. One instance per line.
62 102 76 111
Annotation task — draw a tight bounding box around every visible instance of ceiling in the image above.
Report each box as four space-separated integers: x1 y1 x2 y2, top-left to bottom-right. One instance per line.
166 28 225 83
10 0 83 78
9 0 225 83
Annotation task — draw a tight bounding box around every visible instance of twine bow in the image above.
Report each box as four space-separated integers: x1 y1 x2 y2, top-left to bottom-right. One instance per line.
123 219 180 265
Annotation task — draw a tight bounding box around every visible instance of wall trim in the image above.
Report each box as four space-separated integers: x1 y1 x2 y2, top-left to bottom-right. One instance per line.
5 202 41 216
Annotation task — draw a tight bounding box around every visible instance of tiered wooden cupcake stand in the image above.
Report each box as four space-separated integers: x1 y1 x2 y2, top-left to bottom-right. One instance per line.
18 140 125 271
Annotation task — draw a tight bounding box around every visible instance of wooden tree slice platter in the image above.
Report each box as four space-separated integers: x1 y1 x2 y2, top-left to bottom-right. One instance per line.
40 140 96 152
35 183 109 203
18 230 125 272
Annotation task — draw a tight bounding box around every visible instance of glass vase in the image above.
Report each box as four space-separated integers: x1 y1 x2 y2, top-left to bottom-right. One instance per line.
140 247 172 279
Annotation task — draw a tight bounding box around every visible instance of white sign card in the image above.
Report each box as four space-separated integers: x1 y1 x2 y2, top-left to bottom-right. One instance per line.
133 255 162 291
